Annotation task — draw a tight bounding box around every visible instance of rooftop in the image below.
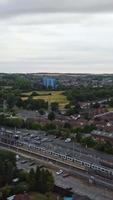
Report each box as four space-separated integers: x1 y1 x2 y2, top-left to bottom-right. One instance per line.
91 130 113 139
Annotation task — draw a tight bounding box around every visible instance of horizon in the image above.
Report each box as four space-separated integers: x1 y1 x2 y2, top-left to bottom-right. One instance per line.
1 72 113 75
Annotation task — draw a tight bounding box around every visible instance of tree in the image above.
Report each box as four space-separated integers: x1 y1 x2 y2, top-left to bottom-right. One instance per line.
65 103 71 109
0 150 16 187
51 102 59 112
38 169 47 193
5 117 24 128
63 122 71 129
26 98 48 111
93 102 100 109
15 77 31 90
4 160 15 184
83 125 96 133
81 136 96 148
0 150 16 167
28 168 36 191
18 170 28 182
35 166 40 190
65 104 80 116
31 91 38 96
45 170 54 192
0 185 13 200
76 132 82 143
45 123 56 131
7 94 17 109
48 112 55 121
38 109 45 115
27 167 54 194
95 141 113 154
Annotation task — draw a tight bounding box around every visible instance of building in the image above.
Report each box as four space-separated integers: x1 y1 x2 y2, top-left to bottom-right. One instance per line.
42 77 57 89
91 130 113 144
7 194 30 200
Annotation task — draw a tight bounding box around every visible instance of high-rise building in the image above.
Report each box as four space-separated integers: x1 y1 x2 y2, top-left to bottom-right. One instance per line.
42 77 57 89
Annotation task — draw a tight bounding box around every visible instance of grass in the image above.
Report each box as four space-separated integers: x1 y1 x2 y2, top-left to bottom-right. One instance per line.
30 192 61 200
108 107 113 112
21 91 69 109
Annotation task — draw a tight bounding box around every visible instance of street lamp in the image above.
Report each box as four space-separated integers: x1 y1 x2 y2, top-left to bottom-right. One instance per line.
72 134 76 158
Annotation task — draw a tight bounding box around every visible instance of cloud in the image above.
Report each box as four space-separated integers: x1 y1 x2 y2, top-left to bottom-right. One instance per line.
0 1 113 74
0 0 113 18
0 12 113 73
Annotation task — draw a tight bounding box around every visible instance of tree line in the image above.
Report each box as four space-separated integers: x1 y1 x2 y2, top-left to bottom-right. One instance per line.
65 86 113 102
0 150 54 200
0 150 16 188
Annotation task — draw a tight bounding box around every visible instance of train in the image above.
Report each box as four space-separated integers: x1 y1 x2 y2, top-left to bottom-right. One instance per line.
100 160 113 169
25 144 113 179
1 139 113 179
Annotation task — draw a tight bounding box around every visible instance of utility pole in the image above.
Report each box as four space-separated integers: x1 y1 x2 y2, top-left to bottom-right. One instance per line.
48 95 51 112
3 100 7 113
73 141 74 158
72 135 76 158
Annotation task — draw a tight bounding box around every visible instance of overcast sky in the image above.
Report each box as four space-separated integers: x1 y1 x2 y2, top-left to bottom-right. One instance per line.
0 0 113 73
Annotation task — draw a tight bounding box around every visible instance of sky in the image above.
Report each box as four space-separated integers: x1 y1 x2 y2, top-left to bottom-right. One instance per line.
0 0 113 74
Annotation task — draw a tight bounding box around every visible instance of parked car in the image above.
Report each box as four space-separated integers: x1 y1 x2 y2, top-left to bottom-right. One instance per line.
29 162 35 166
21 160 27 164
56 169 63 175
62 172 70 178
65 138 71 143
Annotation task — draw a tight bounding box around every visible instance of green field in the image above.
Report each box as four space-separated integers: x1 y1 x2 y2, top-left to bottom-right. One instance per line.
22 91 69 109
108 107 113 112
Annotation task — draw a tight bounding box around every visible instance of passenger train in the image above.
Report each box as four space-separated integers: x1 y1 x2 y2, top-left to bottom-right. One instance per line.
27 144 113 179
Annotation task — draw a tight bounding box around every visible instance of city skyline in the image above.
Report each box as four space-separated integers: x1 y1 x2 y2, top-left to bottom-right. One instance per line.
0 0 113 73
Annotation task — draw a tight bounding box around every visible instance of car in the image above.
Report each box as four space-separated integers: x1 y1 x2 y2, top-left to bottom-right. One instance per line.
62 172 70 178
56 169 63 175
48 161 53 164
66 187 72 191
34 141 41 144
16 155 20 160
29 162 35 166
21 160 28 164
65 138 71 143
41 138 48 142
30 134 36 139
54 135 59 139
39 165 45 169
48 139 53 142
44 133 48 136
35 136 40 140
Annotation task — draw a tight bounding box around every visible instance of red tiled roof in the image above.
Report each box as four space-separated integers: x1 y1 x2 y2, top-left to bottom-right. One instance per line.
14 194 30 200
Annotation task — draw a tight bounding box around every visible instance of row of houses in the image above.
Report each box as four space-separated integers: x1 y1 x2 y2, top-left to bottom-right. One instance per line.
91 130 113 144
